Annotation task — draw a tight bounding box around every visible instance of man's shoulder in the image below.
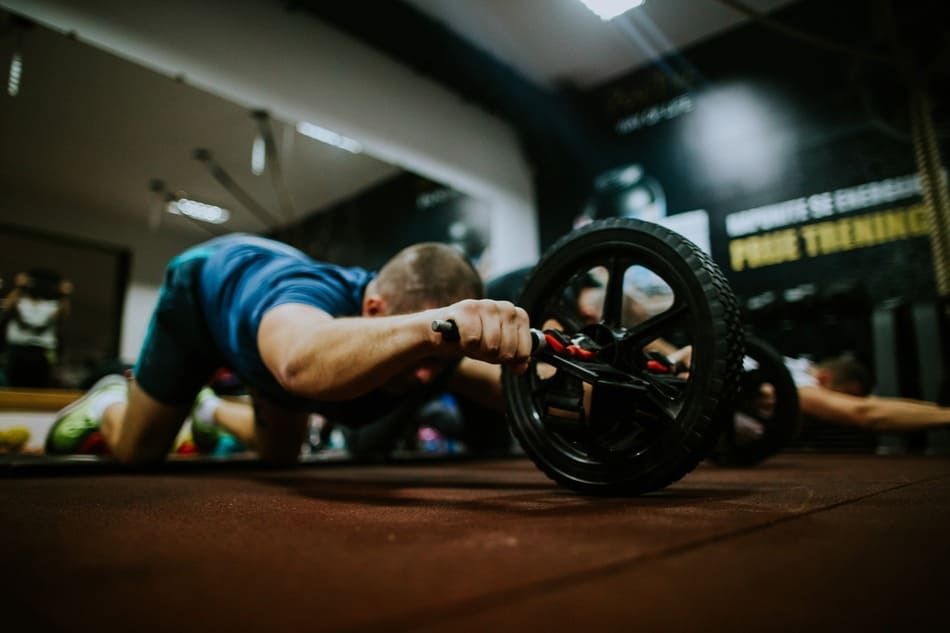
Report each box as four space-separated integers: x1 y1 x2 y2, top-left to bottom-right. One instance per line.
199 235 373 312
201 236 357 275
205 234 307 259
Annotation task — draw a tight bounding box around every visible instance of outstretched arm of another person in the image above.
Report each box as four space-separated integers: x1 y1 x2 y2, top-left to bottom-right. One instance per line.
798 386 950 431
258 299 532 401
448 358 505 411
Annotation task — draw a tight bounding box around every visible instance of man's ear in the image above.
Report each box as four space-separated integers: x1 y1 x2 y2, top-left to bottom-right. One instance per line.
363 293 387 317
815 367 834 389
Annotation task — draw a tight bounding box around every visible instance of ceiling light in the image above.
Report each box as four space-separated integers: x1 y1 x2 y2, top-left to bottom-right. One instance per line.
296 121 363 154
7 52 22 96
683 83 788 190
251 134 266 175
577 0 646 21
166 198 231 224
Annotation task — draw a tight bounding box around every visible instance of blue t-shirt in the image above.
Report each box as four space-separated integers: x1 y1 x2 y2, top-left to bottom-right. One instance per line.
196 235 375 411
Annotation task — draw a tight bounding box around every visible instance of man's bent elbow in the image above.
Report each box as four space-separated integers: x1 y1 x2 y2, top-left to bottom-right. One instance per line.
273 357 315 398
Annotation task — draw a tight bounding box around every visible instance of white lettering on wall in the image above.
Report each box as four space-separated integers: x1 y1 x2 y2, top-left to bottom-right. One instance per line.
725 173 921 238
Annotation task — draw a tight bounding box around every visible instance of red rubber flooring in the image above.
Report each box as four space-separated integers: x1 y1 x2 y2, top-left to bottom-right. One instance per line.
3 453 949 632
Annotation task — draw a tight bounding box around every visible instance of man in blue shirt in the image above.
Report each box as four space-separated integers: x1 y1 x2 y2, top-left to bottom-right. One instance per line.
47 234 532 465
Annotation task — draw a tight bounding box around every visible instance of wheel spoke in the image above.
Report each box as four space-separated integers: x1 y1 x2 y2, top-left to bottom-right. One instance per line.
621 301 690 349
542 412 585 436
601 256 627 328
543 304 585 335
585 385 671 447
640 374 687 410
637 402 676 435
736 401 772 424
533 371 585 413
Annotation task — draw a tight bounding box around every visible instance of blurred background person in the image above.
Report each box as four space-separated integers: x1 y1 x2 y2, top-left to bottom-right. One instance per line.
1 268 73 388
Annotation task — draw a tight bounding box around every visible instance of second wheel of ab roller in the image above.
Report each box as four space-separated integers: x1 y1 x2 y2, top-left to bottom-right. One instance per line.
709 336 802 467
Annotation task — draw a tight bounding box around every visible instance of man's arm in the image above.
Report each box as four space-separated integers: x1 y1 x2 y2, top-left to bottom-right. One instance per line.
1 273 29 311
448 358 505 411
798 386 950 431
56 280 73 319
257 299 531 401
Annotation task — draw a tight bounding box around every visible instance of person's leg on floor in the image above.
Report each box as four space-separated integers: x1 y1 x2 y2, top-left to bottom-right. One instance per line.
205 396 257 448
248 390 310 465
45 375 192 464
100 249 217 463
188 392 309 461
100 379 192 465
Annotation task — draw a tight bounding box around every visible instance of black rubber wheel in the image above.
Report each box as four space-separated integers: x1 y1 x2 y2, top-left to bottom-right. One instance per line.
503 218 744 495
709 336 802 467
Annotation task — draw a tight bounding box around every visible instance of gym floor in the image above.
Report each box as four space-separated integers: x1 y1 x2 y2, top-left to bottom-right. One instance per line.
2 452 949 632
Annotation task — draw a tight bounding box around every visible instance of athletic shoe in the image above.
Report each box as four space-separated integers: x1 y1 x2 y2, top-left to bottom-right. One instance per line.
45 374 127 455
189 387 224 453
188 387 245 455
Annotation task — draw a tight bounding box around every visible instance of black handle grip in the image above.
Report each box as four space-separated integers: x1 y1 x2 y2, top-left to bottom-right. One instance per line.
431 319 546 353
431 319 461 341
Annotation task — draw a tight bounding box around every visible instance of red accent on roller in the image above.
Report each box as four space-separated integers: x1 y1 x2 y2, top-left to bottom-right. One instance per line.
646 360 670 373
568 346 597 360
544 333 566 353
543 333 597 360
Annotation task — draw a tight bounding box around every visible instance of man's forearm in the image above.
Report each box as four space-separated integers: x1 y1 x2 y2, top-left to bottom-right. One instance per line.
449 358 504 411
258 299 532 402
260 305 442 401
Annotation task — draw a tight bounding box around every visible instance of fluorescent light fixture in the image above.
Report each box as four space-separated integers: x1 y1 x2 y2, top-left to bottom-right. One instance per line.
8 52 22 96
577 0 645 21
296 121 363 154
166 198 231 224
251 134 266 175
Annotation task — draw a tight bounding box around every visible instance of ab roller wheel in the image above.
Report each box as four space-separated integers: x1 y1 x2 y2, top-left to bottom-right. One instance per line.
709 336 802 467
502 218 744 495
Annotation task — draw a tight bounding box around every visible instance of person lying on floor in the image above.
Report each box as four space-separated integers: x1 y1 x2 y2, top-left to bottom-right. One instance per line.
46 234 532 465
786 353 950 431
669 347 950 432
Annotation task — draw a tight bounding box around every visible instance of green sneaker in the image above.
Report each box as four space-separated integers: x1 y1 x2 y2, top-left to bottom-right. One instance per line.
45 374 127 455
189 387 224 453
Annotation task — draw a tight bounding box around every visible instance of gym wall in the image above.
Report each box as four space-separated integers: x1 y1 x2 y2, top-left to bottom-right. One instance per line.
270 172 491 273
0 225 128 377
537 0 944 368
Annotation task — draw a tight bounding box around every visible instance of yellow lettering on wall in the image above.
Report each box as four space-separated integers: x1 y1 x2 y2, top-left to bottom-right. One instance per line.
800 225 820 256
728 229 800 271
850 215 877 248
816 222 840 254
907 204 930 235
836 217 857 251
765 229 800 268
883 210 909 240
728 203 929 271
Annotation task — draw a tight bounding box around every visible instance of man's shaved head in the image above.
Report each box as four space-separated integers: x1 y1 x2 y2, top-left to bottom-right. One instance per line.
369 242 483 314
